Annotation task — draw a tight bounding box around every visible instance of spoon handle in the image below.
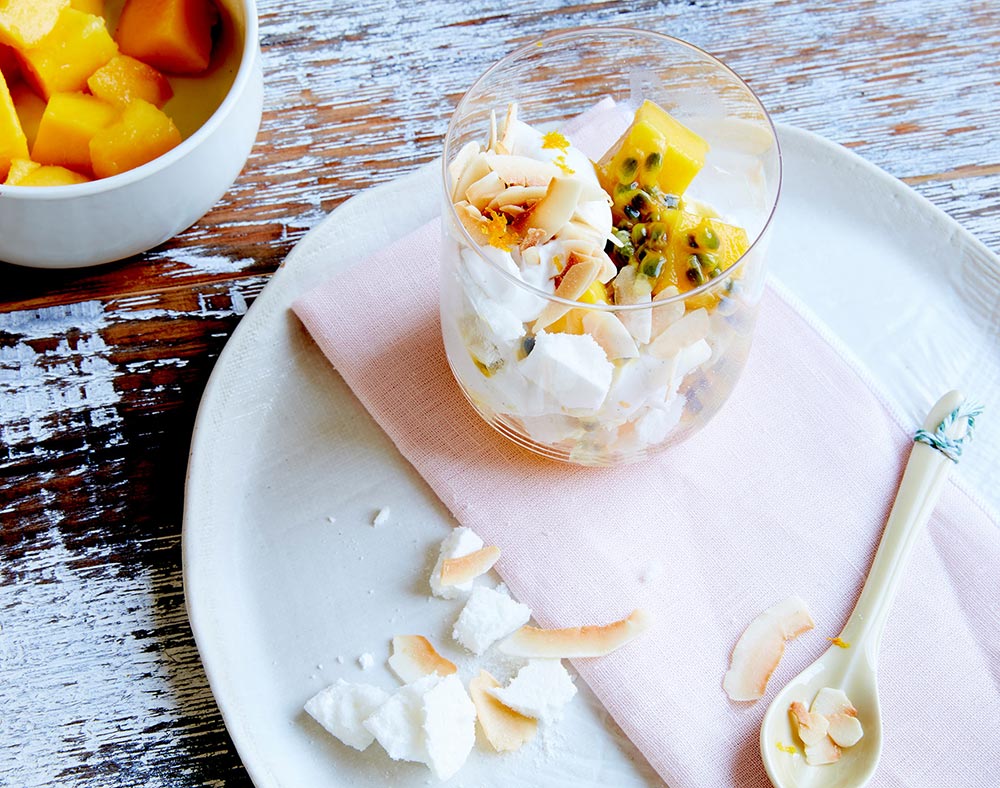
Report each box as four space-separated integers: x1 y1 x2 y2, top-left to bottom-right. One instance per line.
839 391 978 655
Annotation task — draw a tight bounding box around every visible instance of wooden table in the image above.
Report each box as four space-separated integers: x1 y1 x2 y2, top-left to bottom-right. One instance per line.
1 0 997 784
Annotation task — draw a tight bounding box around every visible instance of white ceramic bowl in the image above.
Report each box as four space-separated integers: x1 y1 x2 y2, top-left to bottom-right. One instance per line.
0 0 263 269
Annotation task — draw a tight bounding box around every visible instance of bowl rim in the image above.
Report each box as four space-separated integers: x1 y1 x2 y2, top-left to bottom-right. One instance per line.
441 26 783 312
0 0 260 200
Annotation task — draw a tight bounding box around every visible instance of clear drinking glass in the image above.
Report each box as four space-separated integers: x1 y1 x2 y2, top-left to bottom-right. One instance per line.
440 28 781 466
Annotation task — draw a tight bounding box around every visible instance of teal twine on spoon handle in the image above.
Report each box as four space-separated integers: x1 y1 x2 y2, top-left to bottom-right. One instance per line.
913 401 984 463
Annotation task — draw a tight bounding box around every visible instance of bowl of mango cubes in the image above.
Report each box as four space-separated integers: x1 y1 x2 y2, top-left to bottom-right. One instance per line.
0 0 263 268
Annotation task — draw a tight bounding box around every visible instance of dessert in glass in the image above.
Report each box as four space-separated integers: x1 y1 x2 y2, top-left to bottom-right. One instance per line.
440 29 781 466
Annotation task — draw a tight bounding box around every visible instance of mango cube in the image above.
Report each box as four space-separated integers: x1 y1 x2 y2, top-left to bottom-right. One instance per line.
5 156 88 185
70 0 103 14
19 8 118 98
0 69 28 180
116 0 217 75
598 100 709 198
89 98 181 178
0 0 68 49
654 211 749 299
32 91 117 173
88 54 173 108
10 80 44 148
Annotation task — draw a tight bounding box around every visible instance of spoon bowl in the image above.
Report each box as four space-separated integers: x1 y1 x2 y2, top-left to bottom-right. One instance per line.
760 641 882 787
759 390 976 788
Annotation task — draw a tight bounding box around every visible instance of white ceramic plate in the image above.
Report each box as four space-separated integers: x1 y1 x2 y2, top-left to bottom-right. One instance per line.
183 125 1000 788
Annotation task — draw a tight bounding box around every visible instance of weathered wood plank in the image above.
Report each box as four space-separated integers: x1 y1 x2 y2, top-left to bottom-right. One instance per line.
1 0 997 785
1 280 265 786
1 0 996 309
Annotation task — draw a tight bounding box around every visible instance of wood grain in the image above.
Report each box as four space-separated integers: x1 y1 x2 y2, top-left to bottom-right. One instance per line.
1 0 997 784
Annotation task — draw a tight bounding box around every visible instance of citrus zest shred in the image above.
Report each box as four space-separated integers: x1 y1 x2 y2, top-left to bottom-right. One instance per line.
828 637 850 649
776 742 798 755
479 210 517 251
541 130 570 151
554 154 575 175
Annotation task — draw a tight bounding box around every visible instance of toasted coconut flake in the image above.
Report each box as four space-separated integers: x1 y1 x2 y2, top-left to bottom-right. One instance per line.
613 266 653 345
810 687 855 717
485 152 559 188
487 109 498 153
583 311 639 360
532 257 601 332
487 185 548 213
469 670 537 752
595 250 618 283
553 219 603 248
789 701 830 747
499 102 518 151
448 142 481 201
525 177 585 244
498 608 651 658
388 635 458 684
453 152 492 206
520 247 541 266
518 227 548 251
649 306 710 360
466 171 506 211
454 200 487 237
722 596 814 702
440 545 501 587
827 712 864 748
571 206 611 235
650 287 685 339
804 736 842 766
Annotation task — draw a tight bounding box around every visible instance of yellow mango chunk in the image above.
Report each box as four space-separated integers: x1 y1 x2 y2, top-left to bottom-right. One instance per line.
5 156 89 185
32 91 117 173
87 54 173 108
654 210 749 300
547 270 611 332
4 154 32 181
579 278 611 305
598 100 709 198
0 69 28 180
10 80 44 148
116 0 218 75
0 0 69 49
89 98 181 178
547 307 589 335
70 0 103 14
19 8 118 99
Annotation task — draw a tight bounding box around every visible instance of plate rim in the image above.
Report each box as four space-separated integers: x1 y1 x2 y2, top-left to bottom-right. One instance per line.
181 123 1000 787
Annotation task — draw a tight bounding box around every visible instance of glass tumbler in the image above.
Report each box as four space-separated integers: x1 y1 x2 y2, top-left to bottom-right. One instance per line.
440 28 781 466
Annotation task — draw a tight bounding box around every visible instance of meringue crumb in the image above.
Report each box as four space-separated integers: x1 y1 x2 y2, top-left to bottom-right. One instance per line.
358 653 375 670
373 508 391 527
326 515 337 524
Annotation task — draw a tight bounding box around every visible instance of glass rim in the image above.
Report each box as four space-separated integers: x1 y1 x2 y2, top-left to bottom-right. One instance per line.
441 26 783 313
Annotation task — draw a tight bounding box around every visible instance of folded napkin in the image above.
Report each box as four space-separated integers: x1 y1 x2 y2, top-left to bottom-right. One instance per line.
293 142 999 786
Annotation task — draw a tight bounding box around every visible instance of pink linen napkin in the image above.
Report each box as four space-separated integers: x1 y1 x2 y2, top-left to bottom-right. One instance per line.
294 218 1000 786
293 169 1000 786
